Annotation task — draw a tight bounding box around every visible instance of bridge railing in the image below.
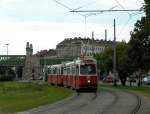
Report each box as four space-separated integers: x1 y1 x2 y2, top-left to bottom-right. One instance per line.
0 55 25 66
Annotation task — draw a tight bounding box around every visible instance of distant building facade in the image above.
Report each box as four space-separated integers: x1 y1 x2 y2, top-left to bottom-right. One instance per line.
56 37 113 58
23 38 113 80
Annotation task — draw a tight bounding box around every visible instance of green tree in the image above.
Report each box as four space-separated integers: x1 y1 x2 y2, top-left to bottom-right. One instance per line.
128 0 150 73
95 41 130 86
144 0 150 18
127 0 150 86
116 42 130 86
94 46 113 79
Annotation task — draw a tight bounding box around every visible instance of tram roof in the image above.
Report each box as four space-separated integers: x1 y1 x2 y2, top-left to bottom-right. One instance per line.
46 56 96 68
47 64 62 68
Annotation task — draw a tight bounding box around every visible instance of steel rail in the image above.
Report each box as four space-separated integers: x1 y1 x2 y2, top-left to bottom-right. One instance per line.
97 88 141 114
98 88 118 114
62 92 97 114
130 92 141 114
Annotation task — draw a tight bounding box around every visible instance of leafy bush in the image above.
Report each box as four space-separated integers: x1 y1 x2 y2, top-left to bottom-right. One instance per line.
0 74 15 81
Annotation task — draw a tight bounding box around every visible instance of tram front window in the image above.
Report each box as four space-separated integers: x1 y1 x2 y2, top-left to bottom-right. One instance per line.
80 64 96 75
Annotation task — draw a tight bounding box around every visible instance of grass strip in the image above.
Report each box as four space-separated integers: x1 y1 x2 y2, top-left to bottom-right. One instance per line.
0 82 73 113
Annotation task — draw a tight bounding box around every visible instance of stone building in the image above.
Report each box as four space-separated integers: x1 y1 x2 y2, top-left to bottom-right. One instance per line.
22 42 57 80
56 37 113 58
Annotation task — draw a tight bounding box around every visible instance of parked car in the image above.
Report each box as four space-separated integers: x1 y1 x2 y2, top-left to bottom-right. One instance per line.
103 76 113 83
143 76 150 85
106 76 114 83
127 76 137 83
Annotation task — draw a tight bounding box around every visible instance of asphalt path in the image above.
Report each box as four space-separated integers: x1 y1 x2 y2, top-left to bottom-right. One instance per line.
17 88 150 114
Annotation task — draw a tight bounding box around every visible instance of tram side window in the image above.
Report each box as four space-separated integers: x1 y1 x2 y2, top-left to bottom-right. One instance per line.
51 68 54 74
56 68 59 75
53 68 57 75
70 67 72 75
72 66 76 75
63 68 67 75
76 65 79 75
67 67 70 75
61 67 63 75
59 68 61 75
48 68 51 74
57 68 59 75
58 68 61 75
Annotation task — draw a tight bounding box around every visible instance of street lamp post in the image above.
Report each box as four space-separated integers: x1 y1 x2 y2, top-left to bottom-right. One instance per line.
4 43 9 77
113 19 117 86
5 43 9 59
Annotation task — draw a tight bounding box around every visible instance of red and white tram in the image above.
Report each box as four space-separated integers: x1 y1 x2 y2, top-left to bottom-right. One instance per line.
47 57 98 92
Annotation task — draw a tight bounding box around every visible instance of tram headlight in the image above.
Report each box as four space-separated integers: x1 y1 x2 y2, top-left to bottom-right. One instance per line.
88 80 91 83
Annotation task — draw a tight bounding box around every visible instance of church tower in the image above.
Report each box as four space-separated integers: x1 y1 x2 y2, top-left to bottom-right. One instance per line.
26 42 33 56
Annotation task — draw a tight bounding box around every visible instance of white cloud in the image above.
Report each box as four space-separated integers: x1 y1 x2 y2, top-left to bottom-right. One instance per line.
95 0 144 9
0 20 133 55
0 0 24 7
0 0 144 55
0 0 24 4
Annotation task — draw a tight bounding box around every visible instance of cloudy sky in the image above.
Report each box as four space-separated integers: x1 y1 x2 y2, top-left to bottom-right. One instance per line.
0 0 144 55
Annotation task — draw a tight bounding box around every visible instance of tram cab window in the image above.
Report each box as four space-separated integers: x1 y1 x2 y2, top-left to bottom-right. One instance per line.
80 64 96 75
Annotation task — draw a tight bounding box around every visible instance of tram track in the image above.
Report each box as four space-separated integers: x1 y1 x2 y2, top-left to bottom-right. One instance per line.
63 92 97 114
66 88 142 114
66 88 119 114
18 88 143 114
98 88 119 114
130 92 141 114
97 88 142 114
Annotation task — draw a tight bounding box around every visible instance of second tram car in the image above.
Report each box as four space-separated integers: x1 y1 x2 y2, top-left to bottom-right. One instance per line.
47 57 98 92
